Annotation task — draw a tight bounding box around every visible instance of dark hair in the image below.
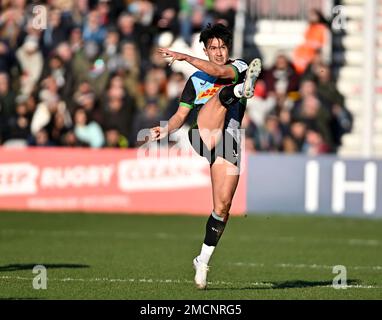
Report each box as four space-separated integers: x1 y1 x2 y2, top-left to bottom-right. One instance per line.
199 23 233 50
310 9 330 28
74 107 91 125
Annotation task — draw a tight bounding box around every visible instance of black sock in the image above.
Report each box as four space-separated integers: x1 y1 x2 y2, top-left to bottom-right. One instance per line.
218 85 239 109
203 212 228 246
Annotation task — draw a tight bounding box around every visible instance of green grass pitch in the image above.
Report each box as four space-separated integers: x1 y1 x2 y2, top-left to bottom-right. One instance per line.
0 211 381 299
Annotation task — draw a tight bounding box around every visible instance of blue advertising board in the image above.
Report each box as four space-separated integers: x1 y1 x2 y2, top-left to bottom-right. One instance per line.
246 154 382 218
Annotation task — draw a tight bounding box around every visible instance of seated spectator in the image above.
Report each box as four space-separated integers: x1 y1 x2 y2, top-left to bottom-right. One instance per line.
72 40 109 98
41 54 68 96
54 42 76 100
97 0 112 26
0 4 24 50
119 41 141 89
302 127 331 155
69 27 83 53
136 74 168 112
43 111 72 146
7 97 31 143
125 2 155 64
144 45 172 78
73 108 105 148
105 41 141 97
56 42 73 66
28 128 54 147
82 10 107 46
41 9 71 56
153 0 180 36
16 35 43 96
30 76 72 135
301 49 326 82
117 12 138 44
179 0 213 46
240 112 258 152
290 79 319 119
62 129 86 147
102 84 136 142
132 99 162 147
24 94 38 120
293 9 330 74
283 120 307 153
245 79 277 128
71 0 89 28
263 53 300 111
0 40 16 75
315 64 353 151
163 71 186 120
213 0 236 29
103 26 120 61
253 112 284 152
72 80 103 124
0 72 16 141
105 126 129 148
291 94 333 152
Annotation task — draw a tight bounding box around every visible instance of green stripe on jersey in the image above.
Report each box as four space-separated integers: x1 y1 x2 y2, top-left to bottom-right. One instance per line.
230 65 239 84
180 102 193 109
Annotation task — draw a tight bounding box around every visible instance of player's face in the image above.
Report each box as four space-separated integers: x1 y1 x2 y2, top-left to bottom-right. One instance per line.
204 38 229 65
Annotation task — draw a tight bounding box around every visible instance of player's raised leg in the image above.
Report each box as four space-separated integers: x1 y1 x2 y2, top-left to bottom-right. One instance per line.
243 58 262 98
196 58 262 150
193 158 240 289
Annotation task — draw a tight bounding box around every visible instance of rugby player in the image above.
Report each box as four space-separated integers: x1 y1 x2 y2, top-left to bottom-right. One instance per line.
150 23 261 289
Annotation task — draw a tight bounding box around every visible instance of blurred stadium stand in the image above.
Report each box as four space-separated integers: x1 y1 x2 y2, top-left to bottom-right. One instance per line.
332 0 382 158
0 0 379 157
244 0 381 157
247 0 330 67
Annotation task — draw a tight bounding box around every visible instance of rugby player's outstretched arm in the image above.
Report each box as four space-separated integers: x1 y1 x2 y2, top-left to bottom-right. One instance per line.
158 48 235 80
150 105 191 141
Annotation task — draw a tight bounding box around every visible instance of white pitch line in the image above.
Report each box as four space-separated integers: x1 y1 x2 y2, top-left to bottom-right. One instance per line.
232 262 382 271
0 276 380 289
1 229 381 246
0 275 192 284
347 239 380 246
234 262 265 267
0 275 268 287
0 229 201 241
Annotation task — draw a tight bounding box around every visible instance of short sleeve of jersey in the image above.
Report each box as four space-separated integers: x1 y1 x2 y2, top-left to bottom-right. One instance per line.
230 59 249 84
179 77 196 109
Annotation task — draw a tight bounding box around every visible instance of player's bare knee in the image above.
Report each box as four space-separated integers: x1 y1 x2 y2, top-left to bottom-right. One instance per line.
215 200 232 217
214 209 229 220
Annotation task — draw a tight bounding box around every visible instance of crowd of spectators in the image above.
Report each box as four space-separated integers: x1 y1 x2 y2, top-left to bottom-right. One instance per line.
0 0 352 154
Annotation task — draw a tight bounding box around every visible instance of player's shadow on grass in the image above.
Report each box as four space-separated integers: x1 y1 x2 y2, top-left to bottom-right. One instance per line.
208 279 361 291
0 297 44 300
267 279 360 289
0 263 90 272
